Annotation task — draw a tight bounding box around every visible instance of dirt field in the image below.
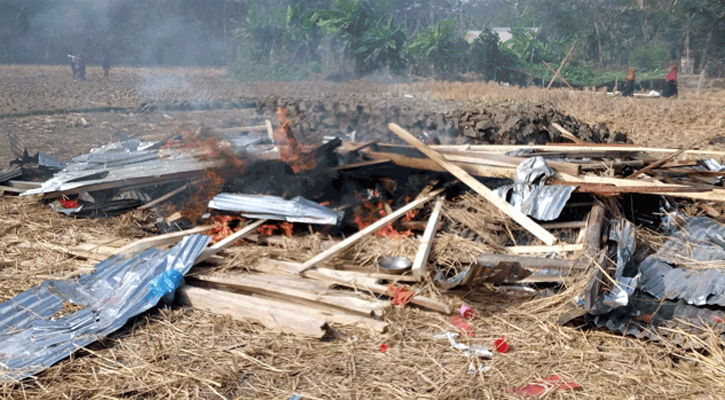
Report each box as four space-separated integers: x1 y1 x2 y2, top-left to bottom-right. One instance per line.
2 65 725 399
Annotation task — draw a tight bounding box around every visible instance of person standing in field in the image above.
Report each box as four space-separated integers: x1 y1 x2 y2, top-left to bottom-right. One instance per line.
102 52 111 81
663 65 678 98
68 54 78 78
76 52 86 81
622 67 636 97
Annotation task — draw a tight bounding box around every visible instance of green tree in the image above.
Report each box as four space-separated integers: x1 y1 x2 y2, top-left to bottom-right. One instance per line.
407 18 470 77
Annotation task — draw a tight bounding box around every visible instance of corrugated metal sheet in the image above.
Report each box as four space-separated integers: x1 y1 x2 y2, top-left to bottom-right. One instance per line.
22 147 219 196
602 219 640 309
639 217 725 306
494 157 575 221
208 193 343 225
588 291 725 347
0 234 210 382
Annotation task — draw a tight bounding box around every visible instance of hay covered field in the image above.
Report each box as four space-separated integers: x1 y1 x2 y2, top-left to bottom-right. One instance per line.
2 65 725 399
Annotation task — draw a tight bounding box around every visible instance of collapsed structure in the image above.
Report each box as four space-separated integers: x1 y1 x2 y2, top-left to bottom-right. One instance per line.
2 102 725 384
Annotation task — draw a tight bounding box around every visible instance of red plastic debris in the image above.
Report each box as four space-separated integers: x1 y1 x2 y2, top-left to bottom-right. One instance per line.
494 335 509 353
59 198 79 209
379 344 388 353
450 316 475 337
388 284 415 307
460 304 475 319
507 375 581 397
714 316 724 323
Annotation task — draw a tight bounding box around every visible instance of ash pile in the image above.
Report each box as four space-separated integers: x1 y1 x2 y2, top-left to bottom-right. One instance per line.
2 103 725 382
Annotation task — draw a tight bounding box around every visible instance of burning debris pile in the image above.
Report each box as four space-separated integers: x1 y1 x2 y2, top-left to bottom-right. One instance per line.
3 104 725 388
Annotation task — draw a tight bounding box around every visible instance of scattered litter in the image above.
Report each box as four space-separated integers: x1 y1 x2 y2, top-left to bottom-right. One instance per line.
379 344 389 353
507 375 581 397
388 284 415 306
494 335 509 353
445 332 492 358
460 304 475 319
450 316 475 337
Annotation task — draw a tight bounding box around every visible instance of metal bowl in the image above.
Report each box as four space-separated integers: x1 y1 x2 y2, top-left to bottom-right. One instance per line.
377 257 412 274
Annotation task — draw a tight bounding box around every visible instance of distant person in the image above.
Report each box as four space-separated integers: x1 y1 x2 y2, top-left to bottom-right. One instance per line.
622 67 636 97
663 65 678 98
68 54 78 78
102 53 111 80
76 52 86 81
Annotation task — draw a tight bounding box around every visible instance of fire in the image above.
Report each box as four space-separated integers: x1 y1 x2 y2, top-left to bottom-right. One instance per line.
209 215 244 243
256 222 295 237
353 200 413 239
273 107 317 173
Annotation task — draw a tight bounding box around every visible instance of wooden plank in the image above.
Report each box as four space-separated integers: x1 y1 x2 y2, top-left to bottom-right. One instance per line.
196 220 267 264
627 138 711 179
431 144 725 158
412 196 444 277
295 189 445 274
266 260 451 314
505 243 583 254
7 181 42 190
181 286 330 338
115 225 214 256
475 254 577 270
551 123 585 144
265 119 275 142
576 203 606 273
388 123 557 245
547 44 575 90
364 150 516 179
539 220 586 230
192 273 387 317
136 183 190 210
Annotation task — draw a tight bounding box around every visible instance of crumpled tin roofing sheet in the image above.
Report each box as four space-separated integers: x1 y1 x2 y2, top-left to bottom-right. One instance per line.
209 193 343 225
638 217 725 306
0 234 210 382
494 156 576 221
22 149 218 196
602 219 640 309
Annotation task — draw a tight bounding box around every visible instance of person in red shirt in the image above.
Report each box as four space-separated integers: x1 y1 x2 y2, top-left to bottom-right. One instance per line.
663 65 678 98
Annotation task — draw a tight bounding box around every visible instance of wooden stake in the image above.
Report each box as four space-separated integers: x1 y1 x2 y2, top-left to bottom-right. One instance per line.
388 123 557 245
547 44 575 90
412 196 444 277
542 61 574 89
551 123 585 144
295 189 444 273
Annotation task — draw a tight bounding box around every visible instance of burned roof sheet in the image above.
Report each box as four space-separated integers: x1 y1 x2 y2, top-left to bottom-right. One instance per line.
0 234 210 382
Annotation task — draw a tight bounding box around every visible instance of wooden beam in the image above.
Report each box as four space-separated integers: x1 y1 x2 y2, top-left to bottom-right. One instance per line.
542 61 574 89
539 220 586 230
627 138 711 179
181 286 330 338
551 123 585 144
505 243 583 254
412 196 444 277
295 189 444 273
136 183 190 210
476 254 576 270
265 119 275 142
431 144 725 158
363 150 516 179
547 44 575 90
115 225 214 256
388 123 557 245
191 273 387 317
266 260 451 314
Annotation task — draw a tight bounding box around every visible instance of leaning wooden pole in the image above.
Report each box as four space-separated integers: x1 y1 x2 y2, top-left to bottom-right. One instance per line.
547 44 576 90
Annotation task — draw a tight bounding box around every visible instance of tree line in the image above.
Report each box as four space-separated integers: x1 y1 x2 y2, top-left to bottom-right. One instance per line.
1 0 723 82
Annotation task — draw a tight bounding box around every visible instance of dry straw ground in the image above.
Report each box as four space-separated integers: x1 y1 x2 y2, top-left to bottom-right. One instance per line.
2 65 725 399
